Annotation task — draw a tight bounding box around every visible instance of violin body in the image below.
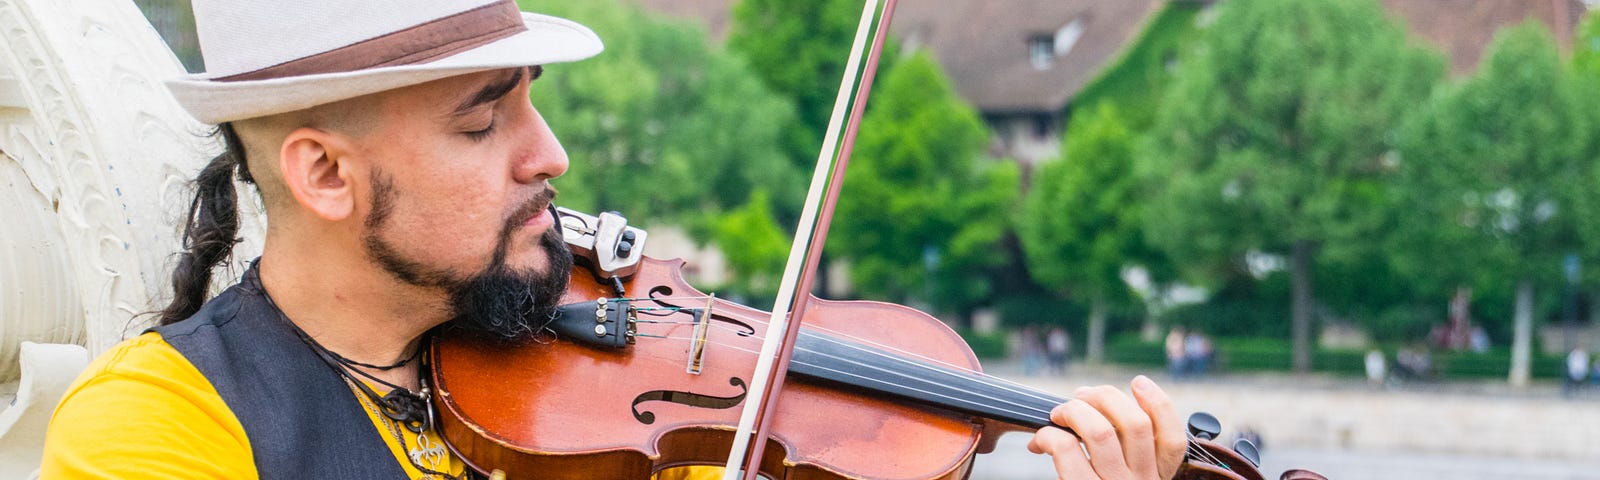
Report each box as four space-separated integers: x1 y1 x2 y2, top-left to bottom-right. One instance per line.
432 257 985 479
431 209 1322 480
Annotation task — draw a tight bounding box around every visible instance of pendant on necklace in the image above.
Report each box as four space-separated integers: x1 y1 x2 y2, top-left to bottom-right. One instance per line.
381 389 432 433
409 431 447 469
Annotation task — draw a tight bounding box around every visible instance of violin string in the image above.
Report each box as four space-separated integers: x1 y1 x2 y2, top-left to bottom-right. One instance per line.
627 322 1226 469
1184 432 1230 471
790 339 1063 418
619 295 741 304
630 308 1072 408
632 319 701 325
641 334 1059 423
623 296 1070 407
622 295 1078 407
791 337 1233 470
806 332 1073 411
621 299 1221 463
629 326 1078 429
634 328 1060 420
631 325 1055 419
634 319 1064 412
795 328 1072 405
633 331 1226 469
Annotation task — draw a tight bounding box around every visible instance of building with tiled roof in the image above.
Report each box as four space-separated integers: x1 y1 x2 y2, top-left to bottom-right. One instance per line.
1382 0 1586 76
890 0 1166 165
630 0 1590 166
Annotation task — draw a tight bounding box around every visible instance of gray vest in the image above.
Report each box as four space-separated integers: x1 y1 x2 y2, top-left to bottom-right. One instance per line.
153 265 410 479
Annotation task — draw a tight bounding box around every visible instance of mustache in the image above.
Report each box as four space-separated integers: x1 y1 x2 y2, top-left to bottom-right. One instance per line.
485 185 558 268
506 186 558 229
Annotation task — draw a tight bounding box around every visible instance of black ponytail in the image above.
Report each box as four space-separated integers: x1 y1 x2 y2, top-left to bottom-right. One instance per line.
157 123 253 325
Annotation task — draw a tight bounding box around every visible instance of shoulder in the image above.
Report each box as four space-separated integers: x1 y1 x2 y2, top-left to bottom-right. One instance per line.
41 332 257 479
155 284 249 340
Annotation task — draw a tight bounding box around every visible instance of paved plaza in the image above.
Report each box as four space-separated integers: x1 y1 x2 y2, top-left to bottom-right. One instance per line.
972 437 1600 480
966 362 1600 479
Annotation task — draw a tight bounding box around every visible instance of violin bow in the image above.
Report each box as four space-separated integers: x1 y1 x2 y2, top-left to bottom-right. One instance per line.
720 0 901 478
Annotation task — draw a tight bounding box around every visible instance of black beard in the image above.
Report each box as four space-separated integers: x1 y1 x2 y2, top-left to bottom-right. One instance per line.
440 226 573 341
362 169 573 342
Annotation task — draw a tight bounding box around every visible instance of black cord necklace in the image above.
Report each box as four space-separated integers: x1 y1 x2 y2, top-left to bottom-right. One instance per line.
256 287 434 433
322 339 423 371
285 319 434 433
275 311 468 479
251 271 471 479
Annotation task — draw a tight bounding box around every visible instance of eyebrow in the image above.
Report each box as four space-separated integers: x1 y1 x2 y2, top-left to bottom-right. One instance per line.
451 66 541 117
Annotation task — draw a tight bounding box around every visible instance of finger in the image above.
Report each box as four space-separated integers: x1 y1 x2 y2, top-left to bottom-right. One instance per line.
1029 426 1098 480
1130 375 1187 480
1051 399 1135 479
1073 385 1158 479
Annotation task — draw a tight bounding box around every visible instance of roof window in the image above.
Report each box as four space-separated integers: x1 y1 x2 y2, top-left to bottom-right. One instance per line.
1030 19 1084 71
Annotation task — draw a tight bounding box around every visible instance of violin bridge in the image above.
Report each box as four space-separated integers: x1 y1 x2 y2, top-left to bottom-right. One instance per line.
685 295 715 375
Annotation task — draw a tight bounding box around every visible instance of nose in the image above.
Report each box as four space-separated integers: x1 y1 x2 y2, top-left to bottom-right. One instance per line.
510 103 569 185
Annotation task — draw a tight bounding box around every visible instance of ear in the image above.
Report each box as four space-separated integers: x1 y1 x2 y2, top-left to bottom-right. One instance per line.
278 127 359 222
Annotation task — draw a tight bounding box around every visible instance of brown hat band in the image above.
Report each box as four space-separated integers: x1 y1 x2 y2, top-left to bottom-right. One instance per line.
218 0 527 82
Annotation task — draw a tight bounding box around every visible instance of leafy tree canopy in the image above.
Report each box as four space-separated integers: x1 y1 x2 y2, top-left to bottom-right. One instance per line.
1021 104 1146 305
1021 104 1163 361
1573 11 1600 80
729 0 866 166
1395 22 1596 303
518 0 802 226
1141 0 1444 371
1143 0 1444 275
829 51 1019 314
710 189 790 305
1070 2 1204 131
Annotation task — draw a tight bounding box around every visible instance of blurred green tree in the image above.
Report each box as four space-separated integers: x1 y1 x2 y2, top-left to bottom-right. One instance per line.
1070 2 1204 132
132 0 202 72
1395 22 1596 386
830 52 1020 317
1573 10 1600 78
517 0 801 226
710 189 790 305
1020 104 1156 363
513 0 804 305
729 0 866 175
1142 0 1444 372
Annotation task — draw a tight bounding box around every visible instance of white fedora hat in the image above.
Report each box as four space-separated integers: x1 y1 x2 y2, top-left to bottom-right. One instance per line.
166 0 603 124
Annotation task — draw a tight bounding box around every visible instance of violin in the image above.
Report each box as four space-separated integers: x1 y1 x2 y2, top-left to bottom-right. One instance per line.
429 209 1325 480
434 1 1323 477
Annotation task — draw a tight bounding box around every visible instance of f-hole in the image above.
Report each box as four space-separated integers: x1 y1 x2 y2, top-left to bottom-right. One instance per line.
648 287 755 336
630 377 749 424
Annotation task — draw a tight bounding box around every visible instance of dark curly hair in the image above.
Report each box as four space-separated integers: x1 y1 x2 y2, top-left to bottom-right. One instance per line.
156 123 253 325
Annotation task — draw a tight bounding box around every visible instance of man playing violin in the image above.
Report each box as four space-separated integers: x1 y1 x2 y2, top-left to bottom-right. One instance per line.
40 1 1188 479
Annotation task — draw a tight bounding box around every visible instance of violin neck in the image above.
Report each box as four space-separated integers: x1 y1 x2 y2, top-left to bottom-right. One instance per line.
789 330 1064 429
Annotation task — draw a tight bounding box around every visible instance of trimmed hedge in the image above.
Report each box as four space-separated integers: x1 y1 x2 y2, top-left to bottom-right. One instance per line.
1107 335 1167 367
957 329 1010 359
1106 335 1567 379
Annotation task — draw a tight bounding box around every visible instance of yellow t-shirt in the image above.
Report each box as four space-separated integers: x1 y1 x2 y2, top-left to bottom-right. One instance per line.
41 332 719 479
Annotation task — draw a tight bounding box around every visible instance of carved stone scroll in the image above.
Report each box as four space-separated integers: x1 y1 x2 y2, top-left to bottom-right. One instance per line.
0 0 265 379
0 0 266 475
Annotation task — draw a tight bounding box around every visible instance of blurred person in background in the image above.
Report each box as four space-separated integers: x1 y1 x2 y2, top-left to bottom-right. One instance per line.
1166 326 1187 379
1046 326 1071 375
1565 348 1589 396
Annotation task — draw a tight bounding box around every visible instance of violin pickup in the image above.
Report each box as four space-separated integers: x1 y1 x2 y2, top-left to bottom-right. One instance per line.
556 207 649 280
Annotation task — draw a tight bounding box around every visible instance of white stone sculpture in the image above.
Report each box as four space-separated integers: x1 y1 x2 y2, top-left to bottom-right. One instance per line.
0 0 265 476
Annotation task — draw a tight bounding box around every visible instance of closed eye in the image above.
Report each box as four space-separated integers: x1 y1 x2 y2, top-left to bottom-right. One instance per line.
464 119 496 142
